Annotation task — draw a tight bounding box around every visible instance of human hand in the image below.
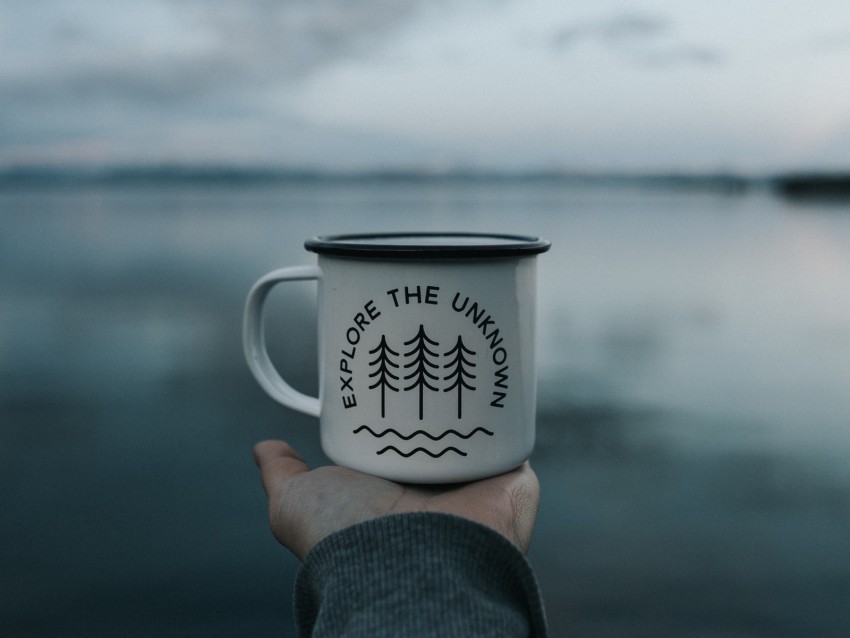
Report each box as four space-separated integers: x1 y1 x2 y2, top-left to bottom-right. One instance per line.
253 440 540 559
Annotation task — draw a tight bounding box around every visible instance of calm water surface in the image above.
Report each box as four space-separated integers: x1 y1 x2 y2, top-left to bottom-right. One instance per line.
1 180 849 636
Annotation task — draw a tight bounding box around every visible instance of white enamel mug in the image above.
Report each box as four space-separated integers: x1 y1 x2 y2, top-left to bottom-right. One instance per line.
243 232 550 483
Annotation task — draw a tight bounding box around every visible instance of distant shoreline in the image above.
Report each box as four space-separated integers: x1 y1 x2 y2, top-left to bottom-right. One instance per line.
1 165 849 198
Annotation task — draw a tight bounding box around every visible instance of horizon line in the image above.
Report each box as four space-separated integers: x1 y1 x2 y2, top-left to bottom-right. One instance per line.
2 164 850 197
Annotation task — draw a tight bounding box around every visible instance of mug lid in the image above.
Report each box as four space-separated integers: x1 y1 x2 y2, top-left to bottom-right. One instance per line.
305 232 551 259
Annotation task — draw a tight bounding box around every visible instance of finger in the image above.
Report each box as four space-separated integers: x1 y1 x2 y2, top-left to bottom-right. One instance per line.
252 439 304 467
510 462 540 553
493 461 539 498
516 462 540 498
253 440 311 496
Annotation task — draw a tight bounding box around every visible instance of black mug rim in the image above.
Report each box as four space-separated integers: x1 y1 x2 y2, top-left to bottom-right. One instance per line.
305 232 551 259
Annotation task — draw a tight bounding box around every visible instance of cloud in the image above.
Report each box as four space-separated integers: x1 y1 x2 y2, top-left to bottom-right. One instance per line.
1 0 436 108
810 30 850 53
552 13 668 49
635 45 723 67
175 0 430 80
549 12 723 67
0 0 446 164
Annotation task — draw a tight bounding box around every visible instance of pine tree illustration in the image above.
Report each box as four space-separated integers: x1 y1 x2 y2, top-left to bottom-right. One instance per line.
443 336 477 419
403 324 441 420
368 335 400 418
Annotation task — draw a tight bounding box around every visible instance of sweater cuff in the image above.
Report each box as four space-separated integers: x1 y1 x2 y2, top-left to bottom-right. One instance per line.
294 512 547 637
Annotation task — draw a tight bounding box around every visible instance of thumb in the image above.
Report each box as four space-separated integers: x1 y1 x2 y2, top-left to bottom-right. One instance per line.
253 440 311 497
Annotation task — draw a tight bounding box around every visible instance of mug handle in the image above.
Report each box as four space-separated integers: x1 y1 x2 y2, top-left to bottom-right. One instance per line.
243 265 322 417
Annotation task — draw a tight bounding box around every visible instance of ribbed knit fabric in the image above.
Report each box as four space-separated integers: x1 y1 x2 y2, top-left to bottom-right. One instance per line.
294 512 547 637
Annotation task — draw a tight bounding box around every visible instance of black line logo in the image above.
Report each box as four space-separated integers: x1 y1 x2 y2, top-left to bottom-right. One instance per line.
353 425 493 441
367 335 399 418
377 446 467 458
366 328 481 420
403 325 442 420
443 336 476 419
340 285 513 461
353 424 493 458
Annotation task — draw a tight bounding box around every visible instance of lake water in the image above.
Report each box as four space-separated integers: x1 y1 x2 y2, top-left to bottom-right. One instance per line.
2 178 849 636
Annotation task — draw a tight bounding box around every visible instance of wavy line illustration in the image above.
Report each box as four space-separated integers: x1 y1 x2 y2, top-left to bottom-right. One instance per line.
376 446 467 458
353 425 494 441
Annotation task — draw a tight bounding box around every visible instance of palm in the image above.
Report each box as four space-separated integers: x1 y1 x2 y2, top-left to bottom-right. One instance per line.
254 440 539 559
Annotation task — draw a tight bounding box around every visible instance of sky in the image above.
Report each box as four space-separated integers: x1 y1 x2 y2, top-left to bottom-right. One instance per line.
3 0 850 172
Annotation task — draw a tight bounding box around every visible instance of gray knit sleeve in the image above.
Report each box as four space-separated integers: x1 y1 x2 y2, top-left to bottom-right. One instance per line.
293 512 547 637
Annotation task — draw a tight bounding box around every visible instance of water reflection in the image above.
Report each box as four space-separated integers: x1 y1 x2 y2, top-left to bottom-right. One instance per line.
2 180 849 636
